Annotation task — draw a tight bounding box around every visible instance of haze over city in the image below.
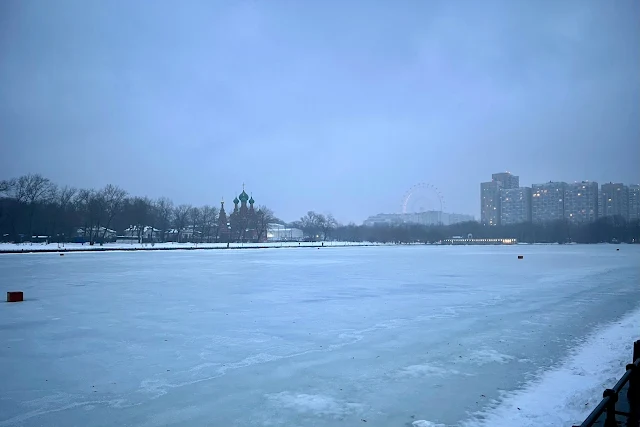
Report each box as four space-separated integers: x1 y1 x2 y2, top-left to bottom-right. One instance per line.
1 0 639 223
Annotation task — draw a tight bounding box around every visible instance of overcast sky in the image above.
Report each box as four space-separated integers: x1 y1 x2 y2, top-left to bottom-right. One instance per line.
1 0 638 223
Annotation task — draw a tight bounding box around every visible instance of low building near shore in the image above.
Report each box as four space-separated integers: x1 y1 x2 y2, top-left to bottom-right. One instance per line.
441 236 517 245
75 227 117 242
267 224 304 241
122 226 161 242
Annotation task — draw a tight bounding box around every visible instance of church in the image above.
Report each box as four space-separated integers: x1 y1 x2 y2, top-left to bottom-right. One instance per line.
217 185 260 243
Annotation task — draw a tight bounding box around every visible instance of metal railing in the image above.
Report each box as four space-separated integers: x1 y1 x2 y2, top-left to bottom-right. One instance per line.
573 340 640 427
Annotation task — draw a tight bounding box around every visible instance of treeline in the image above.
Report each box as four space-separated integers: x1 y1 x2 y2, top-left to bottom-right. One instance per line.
290 211 339 241
0 174 278 243
254 209 639 244
329 217 640 244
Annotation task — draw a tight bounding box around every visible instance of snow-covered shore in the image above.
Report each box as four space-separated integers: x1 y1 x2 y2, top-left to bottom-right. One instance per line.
0 241 382 253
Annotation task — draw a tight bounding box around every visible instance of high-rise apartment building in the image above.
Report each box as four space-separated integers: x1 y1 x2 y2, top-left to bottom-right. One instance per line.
500 187 532 225
564 181 599 223
480 172 519 226
481 181 502 226
492 172 520 189
531 182 566 223
600 183 629 219
629 184 640 222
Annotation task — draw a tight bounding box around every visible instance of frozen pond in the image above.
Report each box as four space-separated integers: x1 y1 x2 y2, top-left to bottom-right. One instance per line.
1 245 639 427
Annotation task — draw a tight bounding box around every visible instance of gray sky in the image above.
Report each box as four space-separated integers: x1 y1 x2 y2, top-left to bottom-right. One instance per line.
1 0 639 223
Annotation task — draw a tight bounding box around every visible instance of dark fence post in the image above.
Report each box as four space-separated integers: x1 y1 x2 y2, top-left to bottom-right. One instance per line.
603 389 618 427
628 340 640 418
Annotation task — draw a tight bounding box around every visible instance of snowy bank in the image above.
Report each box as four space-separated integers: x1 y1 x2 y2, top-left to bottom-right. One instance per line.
0 241 383 254
460 305 640 427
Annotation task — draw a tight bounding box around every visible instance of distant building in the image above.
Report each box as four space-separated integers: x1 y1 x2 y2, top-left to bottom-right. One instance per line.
217 185 263 243
121 225 160 242
75 226 117 242
441 212 475 225
564 181 599 223
500 187 532 225
492 172 520 189
363 213 402 226
600 183 629 219
267 224 303 241
402 210 443 226
629 184 640 222
531 182 566 223
165 226 201 242
363 211 473 227
480 172 519 226
480 181 502 226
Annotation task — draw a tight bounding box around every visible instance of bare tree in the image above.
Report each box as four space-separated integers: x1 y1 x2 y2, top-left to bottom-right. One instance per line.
0 181 9 234
75 189 105 244
129 197 152 243
320 213 338 241
200 205 218 243
335 222 362 242
288 220 303 229
75 189 91 238
230 211 250 242
154 197 174 242
51 186 77 242
0 180 10 195
13 174 55 204
8 174 56 238
57 186 78 208
255 205 276 242
300 211 323 240
189 206 202 243
145 201 159 242
0 179 18 238
173 204 191 242
100 184 127 241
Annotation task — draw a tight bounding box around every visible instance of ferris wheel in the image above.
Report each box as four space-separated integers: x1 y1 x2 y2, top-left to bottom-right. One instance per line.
401 183 446 214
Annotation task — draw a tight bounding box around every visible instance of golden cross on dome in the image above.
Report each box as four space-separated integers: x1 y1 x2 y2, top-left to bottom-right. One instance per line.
242 182 245 191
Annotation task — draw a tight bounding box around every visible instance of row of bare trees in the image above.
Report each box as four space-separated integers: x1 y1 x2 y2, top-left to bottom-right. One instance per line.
292 211 639 244
0 174 277 244
290 211 339 241
329 217 640 244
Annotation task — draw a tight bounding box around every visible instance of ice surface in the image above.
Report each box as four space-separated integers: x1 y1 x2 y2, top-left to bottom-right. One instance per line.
0 244 639 427
412 421 446 427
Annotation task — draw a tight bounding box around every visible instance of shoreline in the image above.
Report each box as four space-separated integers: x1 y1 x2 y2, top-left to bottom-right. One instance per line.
0 241 630 255
0 242 382 254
